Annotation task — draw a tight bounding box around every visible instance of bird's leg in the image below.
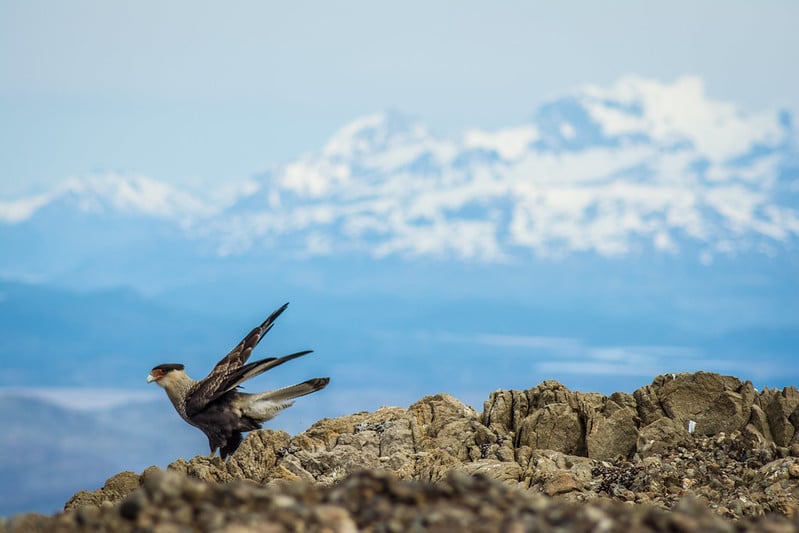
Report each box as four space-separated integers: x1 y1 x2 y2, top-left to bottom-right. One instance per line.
208 446 217 459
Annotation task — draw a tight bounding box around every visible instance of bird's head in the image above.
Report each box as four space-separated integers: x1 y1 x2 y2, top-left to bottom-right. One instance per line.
147 363 186 388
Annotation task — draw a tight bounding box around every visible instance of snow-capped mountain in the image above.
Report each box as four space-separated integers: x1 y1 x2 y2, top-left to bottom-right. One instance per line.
1 75 797 273
216 75 798 263
0 173 217 226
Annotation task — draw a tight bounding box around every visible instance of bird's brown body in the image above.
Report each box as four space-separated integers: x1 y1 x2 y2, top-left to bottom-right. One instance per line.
148 303 329 459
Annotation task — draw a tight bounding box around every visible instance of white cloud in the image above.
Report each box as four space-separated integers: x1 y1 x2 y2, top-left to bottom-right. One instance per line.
534 343 734 378
473 334 583 353
423 331 722 379
537 361 661 377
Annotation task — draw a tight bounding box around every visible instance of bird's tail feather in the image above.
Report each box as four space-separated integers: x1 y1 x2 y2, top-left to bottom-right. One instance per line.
243 378 329 422
255 377 330 403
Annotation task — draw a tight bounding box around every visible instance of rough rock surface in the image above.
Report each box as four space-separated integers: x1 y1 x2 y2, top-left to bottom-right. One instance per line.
4 372 799 532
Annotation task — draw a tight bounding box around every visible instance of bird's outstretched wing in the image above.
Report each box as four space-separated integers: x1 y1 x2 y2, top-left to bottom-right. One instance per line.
186 302 290 417
201 349 314 407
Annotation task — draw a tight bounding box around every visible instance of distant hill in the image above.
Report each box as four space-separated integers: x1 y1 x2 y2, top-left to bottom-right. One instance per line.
0 394 196 515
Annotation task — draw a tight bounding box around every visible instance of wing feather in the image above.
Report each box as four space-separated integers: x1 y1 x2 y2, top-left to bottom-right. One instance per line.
186 302 290 417
202 350 314 405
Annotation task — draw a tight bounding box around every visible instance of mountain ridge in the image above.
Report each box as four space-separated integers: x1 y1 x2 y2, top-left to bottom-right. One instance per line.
1 75 796 272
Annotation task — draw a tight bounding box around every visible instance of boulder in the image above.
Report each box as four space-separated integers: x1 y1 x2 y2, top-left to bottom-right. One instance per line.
585 399 638 460
482 388 528 435
64 471 142 511
637 417 691 456
655 372 756 436
517 402 585 455
762 387 799 446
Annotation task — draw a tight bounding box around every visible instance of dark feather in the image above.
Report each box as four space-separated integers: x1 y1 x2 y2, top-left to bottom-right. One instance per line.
258 377 330 402
171 303 328 459
186 303 289 417
189 391 260 458
211 350 313 397
152 363 184 372
192 377 328 458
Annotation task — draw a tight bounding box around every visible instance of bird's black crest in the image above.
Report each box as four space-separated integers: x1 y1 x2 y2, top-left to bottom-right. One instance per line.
152 363 185 372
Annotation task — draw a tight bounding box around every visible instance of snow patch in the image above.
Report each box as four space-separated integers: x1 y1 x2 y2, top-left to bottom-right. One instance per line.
463 125 539 160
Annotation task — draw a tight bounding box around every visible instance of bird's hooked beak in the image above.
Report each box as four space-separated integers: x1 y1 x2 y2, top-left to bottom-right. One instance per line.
146 373 156 383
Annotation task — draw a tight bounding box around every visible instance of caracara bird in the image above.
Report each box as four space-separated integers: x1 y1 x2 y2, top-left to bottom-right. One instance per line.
147 303 329 459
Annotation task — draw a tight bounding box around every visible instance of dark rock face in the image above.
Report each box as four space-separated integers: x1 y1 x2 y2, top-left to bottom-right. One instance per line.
4 372 799 532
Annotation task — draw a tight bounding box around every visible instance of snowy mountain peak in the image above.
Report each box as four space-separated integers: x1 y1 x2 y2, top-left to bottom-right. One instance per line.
577 75 789 162
59 174 214 221
1 174 215 226
2 76 798 265
462 125 539 161
321 110 433 159
222 77 797 262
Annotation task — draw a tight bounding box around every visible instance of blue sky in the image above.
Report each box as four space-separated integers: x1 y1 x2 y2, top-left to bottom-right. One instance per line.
1 0 797 196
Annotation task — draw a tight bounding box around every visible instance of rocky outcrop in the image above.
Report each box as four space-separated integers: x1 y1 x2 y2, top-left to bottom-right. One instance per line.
6 372 799 532
759 386 799 446
482 381 641 460
634 372 759 444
